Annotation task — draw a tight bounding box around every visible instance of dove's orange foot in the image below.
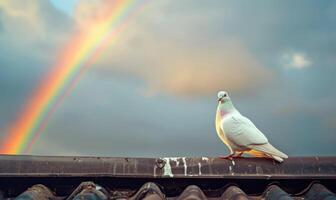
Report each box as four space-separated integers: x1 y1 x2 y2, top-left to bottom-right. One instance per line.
219 152 243 160
219 154 234 160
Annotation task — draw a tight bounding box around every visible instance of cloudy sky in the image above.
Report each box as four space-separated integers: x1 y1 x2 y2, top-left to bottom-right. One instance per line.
0 0 335 157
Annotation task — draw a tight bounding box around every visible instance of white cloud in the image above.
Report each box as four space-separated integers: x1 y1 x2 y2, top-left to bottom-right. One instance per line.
283 52 311 69
0 0 73 61
0 0 45 38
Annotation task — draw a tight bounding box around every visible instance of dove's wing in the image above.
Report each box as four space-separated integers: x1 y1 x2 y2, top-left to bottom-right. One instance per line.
222 113 288 162
222 113 268 147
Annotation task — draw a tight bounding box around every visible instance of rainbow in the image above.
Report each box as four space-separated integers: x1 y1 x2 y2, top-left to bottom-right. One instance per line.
0 0 147 154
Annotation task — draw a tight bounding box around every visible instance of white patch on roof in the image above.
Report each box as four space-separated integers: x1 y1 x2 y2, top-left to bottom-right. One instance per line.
169 157 180 166
198 162 202 175
182 157 187 175
202 157 209 162
162 158 173 177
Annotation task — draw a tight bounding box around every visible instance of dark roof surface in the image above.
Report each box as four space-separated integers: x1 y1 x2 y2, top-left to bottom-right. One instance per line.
0 155 335 200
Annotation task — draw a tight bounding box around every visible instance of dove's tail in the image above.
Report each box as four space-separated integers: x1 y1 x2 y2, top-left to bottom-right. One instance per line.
270 155 284 162
245 150 284 162
248 143 288 162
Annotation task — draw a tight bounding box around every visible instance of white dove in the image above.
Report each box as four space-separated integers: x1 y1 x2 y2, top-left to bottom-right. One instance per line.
215 91 288 162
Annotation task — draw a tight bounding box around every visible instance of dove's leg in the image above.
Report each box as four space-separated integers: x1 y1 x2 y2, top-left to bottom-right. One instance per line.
219 151 243 160
219 145 235 159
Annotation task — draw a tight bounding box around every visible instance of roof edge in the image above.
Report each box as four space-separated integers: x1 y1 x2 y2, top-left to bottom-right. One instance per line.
0 155 335 179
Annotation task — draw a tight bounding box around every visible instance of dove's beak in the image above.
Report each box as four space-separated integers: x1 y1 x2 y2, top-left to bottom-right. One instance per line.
217 98 222 102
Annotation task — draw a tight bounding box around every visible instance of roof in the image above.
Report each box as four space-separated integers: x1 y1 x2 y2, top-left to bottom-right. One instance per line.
0 155 335 199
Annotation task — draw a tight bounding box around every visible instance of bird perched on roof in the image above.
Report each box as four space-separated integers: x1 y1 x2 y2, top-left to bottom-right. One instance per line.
215 91 288 162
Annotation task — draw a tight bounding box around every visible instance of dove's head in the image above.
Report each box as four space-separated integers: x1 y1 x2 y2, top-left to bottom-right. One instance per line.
217 91 230 103
217 91 235 114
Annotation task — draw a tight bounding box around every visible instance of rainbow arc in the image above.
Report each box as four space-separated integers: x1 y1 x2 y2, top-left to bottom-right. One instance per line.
0 0 146 154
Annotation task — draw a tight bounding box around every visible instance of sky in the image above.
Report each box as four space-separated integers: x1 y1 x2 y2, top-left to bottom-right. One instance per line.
0 0 335 157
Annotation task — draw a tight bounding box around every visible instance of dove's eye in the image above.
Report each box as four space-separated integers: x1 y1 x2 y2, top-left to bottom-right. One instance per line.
223 93 227 97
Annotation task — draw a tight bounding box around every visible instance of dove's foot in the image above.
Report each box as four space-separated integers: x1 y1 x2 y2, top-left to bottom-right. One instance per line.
234 152 243 158
219 152 243 160
219 154 234 160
